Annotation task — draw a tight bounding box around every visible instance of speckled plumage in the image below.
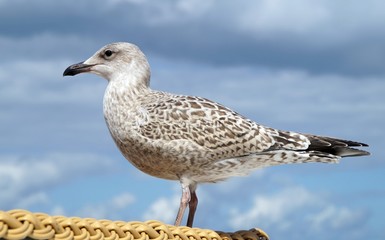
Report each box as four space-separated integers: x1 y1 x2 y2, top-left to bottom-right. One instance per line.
64 42 369 227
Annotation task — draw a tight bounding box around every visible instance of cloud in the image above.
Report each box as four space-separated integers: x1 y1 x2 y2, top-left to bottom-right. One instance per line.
228 185 368 239
142 194 180 224
15 192 50 209
309 205 367 231
237 0 330 35
0 152 117 209
111 192 136 209
77 192 136 220
1 0 385 75
0 57 109 153
229 186 317 230
229 186 367 230
0 58 106 105
0 34 96 62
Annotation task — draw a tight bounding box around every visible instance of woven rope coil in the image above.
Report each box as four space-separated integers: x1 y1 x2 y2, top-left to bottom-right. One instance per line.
0 209 269 240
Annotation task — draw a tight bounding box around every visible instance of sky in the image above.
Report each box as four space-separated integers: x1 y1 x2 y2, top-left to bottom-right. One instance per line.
0 0 384 239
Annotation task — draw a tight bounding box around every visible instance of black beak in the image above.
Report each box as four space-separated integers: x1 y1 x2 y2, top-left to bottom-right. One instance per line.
63 62 95 76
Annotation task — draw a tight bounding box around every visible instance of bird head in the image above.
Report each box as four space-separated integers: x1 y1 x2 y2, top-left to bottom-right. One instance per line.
63 42 150 86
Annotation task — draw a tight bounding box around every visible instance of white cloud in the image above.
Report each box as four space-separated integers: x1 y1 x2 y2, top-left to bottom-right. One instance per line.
50 205 66 216
0 58 106 105
100 0 385 48
227 185 367 239
137 0 214 26
142 194 180 224
111 192 136 209
2 0 385 75
0 33 95 61
0 153 117 209
238 0 330 35
77 192 135 220
309 205 367 231
229 186 318 230
16 192 50 209
108 0 147 5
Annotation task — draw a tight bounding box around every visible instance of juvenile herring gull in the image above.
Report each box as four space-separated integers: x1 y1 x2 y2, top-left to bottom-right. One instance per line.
63 42 369 227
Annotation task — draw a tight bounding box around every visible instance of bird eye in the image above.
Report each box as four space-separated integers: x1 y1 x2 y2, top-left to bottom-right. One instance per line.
104 49 113 57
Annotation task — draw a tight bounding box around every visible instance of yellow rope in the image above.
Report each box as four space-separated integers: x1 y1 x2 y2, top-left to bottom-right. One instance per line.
0 209 269 240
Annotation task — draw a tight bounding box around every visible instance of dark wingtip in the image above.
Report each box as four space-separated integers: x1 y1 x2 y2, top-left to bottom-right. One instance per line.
335 147 370 157
305 134 370 157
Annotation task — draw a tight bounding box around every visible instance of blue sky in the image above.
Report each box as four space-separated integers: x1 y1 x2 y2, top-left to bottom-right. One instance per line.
1 0 384 239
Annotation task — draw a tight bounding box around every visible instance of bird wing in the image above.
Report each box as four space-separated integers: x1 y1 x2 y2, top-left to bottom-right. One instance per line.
135 92 369 165
135 94 310 160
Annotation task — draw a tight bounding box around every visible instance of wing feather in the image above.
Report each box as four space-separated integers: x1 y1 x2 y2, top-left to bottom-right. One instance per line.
135 92 369 162
136 94 275 160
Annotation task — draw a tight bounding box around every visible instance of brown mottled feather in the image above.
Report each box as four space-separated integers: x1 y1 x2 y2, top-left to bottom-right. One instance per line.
135 92 277 161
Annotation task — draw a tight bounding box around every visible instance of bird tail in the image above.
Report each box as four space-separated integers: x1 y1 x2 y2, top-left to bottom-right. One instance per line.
304 134 370 158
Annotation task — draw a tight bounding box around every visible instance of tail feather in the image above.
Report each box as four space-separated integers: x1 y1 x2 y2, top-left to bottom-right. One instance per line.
304 134 370 157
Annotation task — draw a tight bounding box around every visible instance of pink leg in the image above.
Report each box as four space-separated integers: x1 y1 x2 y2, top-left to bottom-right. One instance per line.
186 189 198 227
174 184 191 226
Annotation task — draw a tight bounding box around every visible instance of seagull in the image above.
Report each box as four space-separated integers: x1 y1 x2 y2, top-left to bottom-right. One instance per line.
63 42 369 227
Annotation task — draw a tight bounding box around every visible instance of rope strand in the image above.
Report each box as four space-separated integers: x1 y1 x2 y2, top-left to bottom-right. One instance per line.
0 209 269 240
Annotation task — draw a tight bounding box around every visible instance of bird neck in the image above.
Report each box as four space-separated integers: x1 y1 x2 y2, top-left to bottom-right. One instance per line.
102 73 152 138
105 74 151 103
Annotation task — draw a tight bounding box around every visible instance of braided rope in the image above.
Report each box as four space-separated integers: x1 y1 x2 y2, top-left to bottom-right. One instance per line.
0 209 269 240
